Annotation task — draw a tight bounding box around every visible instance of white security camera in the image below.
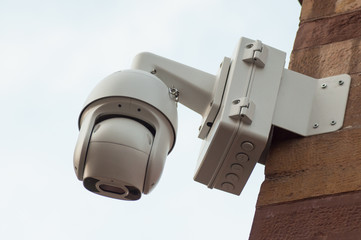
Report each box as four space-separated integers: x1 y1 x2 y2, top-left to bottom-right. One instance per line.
74 37 350 200
73 70 177 200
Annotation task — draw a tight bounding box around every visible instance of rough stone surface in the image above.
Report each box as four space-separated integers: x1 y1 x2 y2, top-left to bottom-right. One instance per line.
251 2 361 239
344 73 361 128
294 10 361 50
290 38 361 78
300 0 361 21
250 190 361 240
257 127 361 206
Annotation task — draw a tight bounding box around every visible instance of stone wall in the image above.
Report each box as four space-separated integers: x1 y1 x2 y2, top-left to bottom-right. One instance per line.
250 1 361 239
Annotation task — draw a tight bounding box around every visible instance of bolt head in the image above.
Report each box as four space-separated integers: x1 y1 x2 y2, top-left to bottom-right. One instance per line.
232 99 240 105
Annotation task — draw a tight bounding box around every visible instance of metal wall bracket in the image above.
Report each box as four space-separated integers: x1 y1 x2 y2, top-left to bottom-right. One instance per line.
272 69 351 136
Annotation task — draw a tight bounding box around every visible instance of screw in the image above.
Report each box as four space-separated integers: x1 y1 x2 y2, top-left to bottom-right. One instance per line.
313 123 319 129
233 99 240 105
169 87 179 102
339 80 344 85
151 69 157 74
321 83 327 89
331 120 337 126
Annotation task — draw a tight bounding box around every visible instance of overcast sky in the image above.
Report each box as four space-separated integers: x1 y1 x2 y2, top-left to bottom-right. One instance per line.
0 1 300 239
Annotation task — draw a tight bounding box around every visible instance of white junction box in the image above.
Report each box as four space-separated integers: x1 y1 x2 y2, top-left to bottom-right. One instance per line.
194 37 350 195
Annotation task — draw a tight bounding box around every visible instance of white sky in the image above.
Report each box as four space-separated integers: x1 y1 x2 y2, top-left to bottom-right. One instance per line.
0 1 301 239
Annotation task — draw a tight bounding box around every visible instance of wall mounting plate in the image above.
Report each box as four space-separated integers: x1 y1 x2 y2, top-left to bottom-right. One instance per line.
273 70 351 136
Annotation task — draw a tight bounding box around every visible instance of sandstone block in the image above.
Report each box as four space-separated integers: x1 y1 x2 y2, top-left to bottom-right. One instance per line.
251 190 361 240
290 38 361 77
300 0 361 21
294 10 361 50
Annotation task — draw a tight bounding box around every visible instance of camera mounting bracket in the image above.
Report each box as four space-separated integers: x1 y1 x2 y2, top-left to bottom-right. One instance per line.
273 70 351 136
131 37 351 196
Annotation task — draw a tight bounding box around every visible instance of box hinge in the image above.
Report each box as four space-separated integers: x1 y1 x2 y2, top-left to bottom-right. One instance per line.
242 40 268 68
229 97 255 124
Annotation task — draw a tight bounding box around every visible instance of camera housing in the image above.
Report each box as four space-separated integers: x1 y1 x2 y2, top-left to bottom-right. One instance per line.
74 70 177 200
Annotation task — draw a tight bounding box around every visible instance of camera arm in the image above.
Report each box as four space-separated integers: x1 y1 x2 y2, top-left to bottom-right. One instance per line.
132 52 231 139
132 52 216 115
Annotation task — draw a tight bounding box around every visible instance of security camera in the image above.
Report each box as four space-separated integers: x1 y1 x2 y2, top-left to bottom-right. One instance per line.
74 37 350 200
73 70 177 200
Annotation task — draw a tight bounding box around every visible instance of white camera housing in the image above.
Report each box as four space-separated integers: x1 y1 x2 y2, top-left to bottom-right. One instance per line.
74 70 177 200
74 37 350 200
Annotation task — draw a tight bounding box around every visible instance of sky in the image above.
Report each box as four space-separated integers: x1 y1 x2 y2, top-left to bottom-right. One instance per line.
0 1 301 239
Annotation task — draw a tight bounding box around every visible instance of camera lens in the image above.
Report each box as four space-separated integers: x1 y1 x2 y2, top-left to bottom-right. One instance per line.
99 184 126 195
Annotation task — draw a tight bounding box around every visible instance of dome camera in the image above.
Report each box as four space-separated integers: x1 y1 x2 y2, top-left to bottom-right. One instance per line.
74 70 177 200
